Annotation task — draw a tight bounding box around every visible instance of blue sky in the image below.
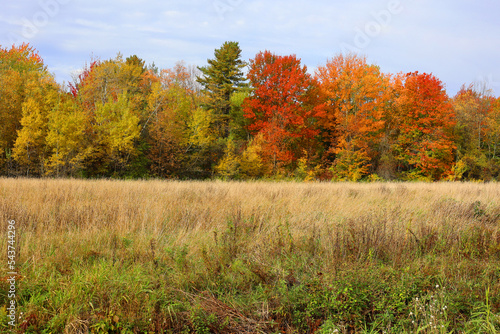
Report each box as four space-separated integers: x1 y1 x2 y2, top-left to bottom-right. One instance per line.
1 0 499 96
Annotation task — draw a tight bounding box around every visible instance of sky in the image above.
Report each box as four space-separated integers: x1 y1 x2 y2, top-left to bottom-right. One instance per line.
1 0 499 97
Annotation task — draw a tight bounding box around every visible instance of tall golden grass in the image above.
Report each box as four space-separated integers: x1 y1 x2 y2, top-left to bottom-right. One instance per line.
1 178 500 265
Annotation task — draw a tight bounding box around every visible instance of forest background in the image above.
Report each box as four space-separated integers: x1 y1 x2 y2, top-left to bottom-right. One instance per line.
1 41 499 181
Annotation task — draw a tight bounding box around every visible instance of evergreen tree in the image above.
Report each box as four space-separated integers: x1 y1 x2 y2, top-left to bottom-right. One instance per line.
197 41 248 138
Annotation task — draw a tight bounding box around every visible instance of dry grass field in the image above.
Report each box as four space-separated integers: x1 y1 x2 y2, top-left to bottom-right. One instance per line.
1 178 500 333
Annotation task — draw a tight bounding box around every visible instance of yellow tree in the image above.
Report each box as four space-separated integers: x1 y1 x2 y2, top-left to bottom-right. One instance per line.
452 84 497 179
70 54 153 176
0 70 22 166
45 93 89 176
238 133 267 178
453 84 493 152
90 93 140 175
485 97 500 161
12 76 59 176
0 43 47 173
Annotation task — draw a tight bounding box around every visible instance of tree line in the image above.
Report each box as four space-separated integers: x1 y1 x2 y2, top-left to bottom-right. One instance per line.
1 42 499 181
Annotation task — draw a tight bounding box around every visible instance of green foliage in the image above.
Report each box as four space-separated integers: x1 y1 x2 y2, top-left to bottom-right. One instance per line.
189 307 217 334
467 288 500 333
197 41 248 139
229 91 251 141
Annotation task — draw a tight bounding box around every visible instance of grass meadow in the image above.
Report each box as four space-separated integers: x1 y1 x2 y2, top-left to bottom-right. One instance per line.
1 178 500 333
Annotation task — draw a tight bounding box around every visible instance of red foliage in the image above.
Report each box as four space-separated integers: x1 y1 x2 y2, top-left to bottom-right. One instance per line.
68 59 99 98
243 51 325 169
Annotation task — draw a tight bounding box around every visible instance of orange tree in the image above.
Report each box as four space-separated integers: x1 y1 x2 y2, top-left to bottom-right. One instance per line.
315 53 391 180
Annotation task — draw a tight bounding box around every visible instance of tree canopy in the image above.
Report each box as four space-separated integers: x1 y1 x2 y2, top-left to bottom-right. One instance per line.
1 42 499 181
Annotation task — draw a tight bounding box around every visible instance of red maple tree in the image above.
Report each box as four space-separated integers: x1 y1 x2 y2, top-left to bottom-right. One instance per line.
243 51 325 172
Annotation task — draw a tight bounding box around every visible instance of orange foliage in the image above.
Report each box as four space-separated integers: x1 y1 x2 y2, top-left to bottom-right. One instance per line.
391 72 456 179
316 54 389 151
315 54 391 178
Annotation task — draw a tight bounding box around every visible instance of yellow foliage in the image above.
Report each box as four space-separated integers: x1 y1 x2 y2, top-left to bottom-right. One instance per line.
330 148 371 181
188 108 217 147
94 93 140 167
240 135 266 178
446 159 468 181
45 98 90 176
12 98 47 170
215 138 240 179
294 151 321 181
12 76 58 175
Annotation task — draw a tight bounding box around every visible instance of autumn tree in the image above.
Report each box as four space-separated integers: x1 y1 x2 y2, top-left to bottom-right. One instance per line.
214 137 241 178
70 54 154 177
483 97 500 180
243 51 325 175
453 84 493 149
316 53 390 180
391 72 456 180
147 63 200 177
452 83 499 179
69 58 99 99
0 43 48 174
239 133 267 178
45 92 89 177
4 42 499 181
12 75 59 176
88 93 140 175
486 97 500 162
71 54 153 126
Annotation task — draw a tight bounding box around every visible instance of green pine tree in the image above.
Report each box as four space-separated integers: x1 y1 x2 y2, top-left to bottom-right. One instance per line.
197 41 248 139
